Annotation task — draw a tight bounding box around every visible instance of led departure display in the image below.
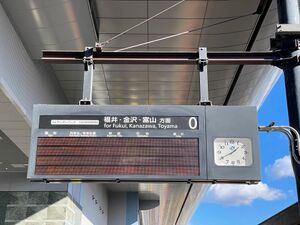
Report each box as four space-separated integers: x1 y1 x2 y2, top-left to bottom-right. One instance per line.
35 137 199 176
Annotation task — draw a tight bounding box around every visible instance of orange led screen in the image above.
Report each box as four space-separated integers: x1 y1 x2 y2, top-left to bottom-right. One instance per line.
35 137 199 176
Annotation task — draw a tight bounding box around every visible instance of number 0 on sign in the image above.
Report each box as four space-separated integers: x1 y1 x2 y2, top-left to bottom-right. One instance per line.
189 117 198 129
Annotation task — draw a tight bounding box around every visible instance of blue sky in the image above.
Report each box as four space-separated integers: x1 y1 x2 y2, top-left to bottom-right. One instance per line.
190 74 297 225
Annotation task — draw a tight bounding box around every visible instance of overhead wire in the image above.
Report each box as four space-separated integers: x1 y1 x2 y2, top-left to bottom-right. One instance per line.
114 12 254 52
100 0 186 47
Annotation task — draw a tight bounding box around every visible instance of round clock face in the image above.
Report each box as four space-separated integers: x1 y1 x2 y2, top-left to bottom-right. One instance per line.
214 138 253 166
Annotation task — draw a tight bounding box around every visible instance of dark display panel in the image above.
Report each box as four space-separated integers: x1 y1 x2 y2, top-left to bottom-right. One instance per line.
35 137 199 176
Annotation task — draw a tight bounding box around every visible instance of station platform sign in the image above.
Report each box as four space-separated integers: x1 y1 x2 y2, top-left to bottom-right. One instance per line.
28 105 260 183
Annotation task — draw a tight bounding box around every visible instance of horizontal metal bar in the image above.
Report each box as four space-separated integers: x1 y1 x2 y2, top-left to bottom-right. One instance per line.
42 50 282 65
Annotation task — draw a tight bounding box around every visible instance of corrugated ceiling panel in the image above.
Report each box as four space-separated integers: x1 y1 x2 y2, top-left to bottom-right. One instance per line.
96 0 261 106
228 0 281 107
2 0 95 59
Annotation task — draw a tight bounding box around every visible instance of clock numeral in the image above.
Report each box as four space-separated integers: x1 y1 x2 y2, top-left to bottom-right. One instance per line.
237 160 240 164
217 150 221 154
244 150 248 154
231 161 235 165
242 157 246 160
229 139 235 144
241 144 246 149
220 145 225 149
225 160 229 164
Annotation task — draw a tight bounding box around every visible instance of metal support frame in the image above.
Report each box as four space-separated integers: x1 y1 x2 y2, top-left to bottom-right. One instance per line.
42 49 300 71
79 47 94 105
42 50 284 65
198 48 211 105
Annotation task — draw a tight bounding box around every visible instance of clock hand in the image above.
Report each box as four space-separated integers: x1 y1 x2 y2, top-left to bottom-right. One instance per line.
222 147 239 158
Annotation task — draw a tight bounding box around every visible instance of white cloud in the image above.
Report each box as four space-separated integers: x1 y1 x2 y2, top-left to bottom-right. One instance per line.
204 182 284 206
265 155 294 179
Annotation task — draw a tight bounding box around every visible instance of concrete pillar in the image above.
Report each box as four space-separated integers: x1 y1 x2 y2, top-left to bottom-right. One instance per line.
108 192 139 225
68 183 108 225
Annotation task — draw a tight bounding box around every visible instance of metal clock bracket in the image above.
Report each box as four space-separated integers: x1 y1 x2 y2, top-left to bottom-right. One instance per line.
259 122 300 164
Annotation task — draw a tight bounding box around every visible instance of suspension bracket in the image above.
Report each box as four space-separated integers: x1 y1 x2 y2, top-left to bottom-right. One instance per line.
198 47 212 106
79 47 94 105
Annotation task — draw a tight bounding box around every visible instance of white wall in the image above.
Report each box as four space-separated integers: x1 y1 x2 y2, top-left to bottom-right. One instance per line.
0 3 66 155
0 3 66 122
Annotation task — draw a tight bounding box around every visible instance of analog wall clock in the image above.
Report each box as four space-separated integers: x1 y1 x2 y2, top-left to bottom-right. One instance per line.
214 138 253 166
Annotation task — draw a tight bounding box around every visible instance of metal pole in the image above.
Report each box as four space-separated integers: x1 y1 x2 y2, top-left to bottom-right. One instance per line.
277 0 300 207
